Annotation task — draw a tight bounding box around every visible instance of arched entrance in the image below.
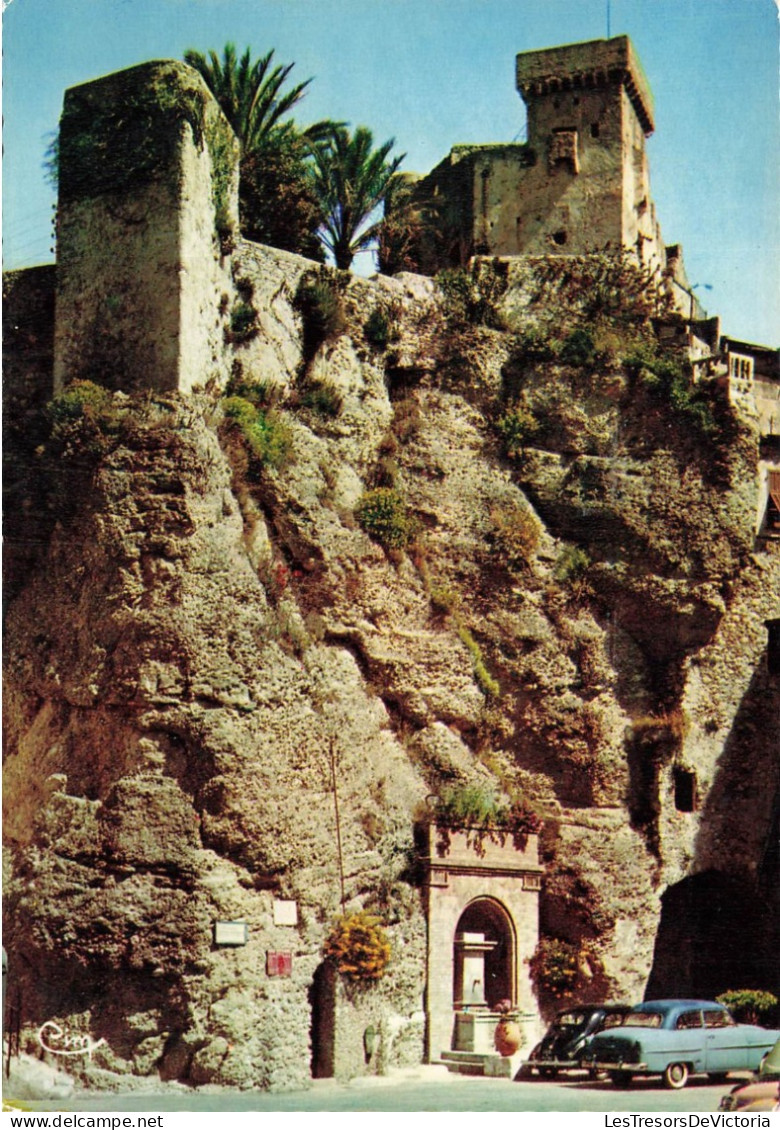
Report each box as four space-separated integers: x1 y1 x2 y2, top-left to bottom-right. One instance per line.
423 821 543 1066
645 870 777 999
454 898 515 1011
308 961 335 1078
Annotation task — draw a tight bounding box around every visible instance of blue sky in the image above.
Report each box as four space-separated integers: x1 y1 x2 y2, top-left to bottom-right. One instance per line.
3 0 778 344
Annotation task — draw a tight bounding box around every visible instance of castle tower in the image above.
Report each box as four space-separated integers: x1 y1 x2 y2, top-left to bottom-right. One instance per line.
514 35 662 267
53 61 239 395
404 35 670 276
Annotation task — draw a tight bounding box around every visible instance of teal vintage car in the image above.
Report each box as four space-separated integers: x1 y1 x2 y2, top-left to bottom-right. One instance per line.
581 1000 780 1090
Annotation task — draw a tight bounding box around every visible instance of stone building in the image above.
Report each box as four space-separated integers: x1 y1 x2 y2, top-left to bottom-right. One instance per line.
400 35 694 315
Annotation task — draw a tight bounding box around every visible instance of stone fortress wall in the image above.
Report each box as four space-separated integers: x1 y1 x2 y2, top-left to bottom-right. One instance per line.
2 38 779 1094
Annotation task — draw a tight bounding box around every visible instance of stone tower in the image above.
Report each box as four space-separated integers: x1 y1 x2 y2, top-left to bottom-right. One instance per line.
514 36 661 266
53 61 240 395
405 36 670 278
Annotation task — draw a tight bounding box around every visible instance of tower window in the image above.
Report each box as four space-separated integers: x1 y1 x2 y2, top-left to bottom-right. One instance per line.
673 767 696 813
548 128 579 174
552 230 567 246
590 122 600 138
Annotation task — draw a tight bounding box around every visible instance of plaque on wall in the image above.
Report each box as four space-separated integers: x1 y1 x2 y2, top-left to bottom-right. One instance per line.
273 899 298 926
214 920 249 946
266 951 292 977
522 874 542 891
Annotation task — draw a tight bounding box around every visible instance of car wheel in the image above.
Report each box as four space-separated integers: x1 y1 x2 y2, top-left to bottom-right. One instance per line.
610 1071 633 1087
663 1062 689 1090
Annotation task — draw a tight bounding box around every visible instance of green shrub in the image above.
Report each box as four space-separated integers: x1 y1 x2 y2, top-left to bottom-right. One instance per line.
560 328 596 368
436 784 504 827
355 487 413 549
222 395 293 470
364 307 392 350
497 406 541 457
436 265 506 328
228 300 258 343
457 624 500 698
324 911 391 982
301 381 343 418
48 380 116 432
429 584 460 614
489 503 540 567
716 990 778 1025
295 273 346 361
626 350 718 438
432 785 543 856
554 545 591 584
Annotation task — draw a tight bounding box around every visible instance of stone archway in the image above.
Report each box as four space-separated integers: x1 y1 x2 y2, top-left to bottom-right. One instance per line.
423 823 543 1067
454 897 516 1011
308 961 335 1078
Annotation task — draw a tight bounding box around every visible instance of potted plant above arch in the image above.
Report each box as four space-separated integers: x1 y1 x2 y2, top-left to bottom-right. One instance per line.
493 999 523 1056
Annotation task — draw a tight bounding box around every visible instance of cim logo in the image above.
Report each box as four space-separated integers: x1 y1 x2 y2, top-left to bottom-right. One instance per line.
37 1020 106 1059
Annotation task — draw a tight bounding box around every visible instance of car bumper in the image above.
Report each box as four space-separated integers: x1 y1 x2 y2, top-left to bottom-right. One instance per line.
525 1059 583 1071
583 1061 647 1073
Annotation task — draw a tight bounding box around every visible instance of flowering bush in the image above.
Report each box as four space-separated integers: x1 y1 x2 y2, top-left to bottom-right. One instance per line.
323 911 391 983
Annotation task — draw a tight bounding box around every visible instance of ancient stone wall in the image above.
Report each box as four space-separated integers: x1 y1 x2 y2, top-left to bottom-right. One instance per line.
53 61 239 395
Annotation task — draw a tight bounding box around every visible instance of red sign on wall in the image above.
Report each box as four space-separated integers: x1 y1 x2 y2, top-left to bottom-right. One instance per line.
266 951 292 977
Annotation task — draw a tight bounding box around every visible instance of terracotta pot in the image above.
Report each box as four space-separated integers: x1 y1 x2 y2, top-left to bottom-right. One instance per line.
494 1018 521 1056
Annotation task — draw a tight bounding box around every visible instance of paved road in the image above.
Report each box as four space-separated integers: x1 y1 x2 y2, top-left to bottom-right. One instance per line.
19 1071 743 1113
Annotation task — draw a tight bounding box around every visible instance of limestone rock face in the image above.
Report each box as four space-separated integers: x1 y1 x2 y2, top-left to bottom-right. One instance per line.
3 246 777 1090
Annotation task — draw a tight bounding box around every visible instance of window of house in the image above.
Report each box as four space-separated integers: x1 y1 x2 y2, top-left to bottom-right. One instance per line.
591 122 600 138
552 230 567 246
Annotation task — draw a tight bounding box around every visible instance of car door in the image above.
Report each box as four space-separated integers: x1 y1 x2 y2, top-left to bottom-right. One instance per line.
704 1008 744 1073
670 1009 707 1073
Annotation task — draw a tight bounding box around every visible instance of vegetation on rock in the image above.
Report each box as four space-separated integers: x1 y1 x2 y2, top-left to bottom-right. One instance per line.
294 271 346 362
221 394 293 469
324 911 392 982
355 487 413 550
431 784 543 856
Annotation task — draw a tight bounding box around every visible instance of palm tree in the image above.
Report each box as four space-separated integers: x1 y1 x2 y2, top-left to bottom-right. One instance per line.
184 43 311 155
308 125 405 271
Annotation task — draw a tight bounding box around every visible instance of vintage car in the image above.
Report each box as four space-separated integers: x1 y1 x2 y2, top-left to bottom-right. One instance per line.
522 1004 632 1078
580 999 780 1090
719 1037 780 1111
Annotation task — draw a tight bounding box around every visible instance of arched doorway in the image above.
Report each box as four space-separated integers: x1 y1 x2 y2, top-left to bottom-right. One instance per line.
645 870 777 1000
453 897 516 1011
308 961 335 1078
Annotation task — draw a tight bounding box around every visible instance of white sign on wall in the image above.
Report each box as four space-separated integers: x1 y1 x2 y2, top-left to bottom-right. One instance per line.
214 920 249 946
273 900 298 926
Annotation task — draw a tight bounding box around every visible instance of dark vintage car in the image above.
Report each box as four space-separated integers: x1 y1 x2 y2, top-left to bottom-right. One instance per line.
522 1004 632 1078
581 999 780 1090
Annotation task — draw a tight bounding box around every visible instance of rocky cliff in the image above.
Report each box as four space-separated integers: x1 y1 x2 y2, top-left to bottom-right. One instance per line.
3 243 778 1090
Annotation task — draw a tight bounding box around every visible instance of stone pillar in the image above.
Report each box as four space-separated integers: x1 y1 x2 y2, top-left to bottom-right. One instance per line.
453 932 494 1009
53 60 239 395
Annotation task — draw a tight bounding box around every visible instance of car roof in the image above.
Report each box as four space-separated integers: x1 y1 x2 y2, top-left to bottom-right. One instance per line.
555 1003 631 1016
636 1000 727 1011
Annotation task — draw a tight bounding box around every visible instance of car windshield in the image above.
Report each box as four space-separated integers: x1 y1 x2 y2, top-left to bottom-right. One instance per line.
625 1011 663 1028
